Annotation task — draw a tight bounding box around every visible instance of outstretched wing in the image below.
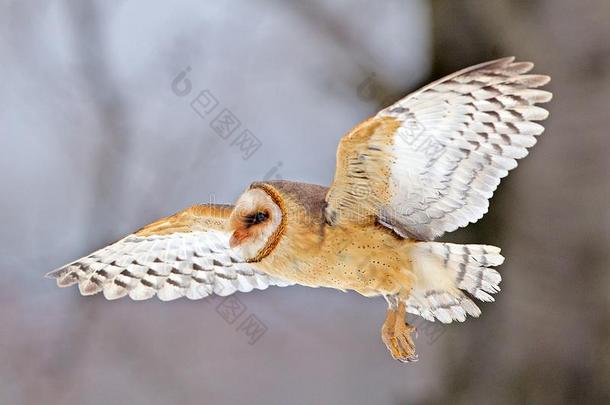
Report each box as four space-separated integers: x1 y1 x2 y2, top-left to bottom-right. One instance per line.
325 57 552 240
46 204 293 301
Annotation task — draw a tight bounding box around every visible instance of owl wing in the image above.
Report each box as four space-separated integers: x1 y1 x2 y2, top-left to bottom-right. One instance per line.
46 204 294 301
325 57 552 240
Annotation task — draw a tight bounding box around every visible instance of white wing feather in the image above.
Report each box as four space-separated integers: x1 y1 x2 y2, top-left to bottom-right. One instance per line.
326 57 552 240
406 242 504 323
377 57 551 239
46 231 293 301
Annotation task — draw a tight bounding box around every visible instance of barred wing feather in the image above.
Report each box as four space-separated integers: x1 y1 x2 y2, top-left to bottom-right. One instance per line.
46 205 293 301
326 57 552 240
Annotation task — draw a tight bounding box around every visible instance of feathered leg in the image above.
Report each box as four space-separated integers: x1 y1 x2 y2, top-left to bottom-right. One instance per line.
381 295 418 362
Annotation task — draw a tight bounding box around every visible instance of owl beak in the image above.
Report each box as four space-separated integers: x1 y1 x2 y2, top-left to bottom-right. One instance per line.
229 229 248 248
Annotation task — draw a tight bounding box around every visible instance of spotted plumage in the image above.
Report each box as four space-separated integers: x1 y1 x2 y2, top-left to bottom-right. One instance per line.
47 57 551 363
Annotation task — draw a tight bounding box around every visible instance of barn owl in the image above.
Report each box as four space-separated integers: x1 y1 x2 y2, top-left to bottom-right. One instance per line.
47 57 551 362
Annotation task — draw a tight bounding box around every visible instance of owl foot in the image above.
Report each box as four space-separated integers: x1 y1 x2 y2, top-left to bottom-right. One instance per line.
381 300 418 363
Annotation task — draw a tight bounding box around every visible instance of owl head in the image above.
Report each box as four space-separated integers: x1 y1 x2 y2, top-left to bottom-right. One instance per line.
227 183 286 262
227 181 328 262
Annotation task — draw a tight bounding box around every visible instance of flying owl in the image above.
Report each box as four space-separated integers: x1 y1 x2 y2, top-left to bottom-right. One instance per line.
47 57 551 362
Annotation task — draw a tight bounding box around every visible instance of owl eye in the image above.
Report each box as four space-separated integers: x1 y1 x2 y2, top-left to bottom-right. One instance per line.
246 211 269 226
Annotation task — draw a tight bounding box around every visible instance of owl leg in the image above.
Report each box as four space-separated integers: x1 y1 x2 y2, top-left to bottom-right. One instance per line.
381 295 418 362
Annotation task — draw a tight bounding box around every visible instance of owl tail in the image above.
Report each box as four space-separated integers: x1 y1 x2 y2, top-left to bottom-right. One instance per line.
404 242 504 323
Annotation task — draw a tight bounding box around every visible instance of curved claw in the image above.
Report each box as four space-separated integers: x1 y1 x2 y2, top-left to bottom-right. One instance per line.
381 300 418 363
397 354 419 363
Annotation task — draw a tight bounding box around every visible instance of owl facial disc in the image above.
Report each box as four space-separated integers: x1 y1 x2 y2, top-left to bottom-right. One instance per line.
228 188 283 261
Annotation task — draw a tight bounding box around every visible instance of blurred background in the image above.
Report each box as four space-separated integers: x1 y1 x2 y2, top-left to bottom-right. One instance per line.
1 0 608 404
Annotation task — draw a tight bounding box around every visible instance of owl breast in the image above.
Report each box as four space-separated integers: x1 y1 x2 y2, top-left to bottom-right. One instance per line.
256 219 414 297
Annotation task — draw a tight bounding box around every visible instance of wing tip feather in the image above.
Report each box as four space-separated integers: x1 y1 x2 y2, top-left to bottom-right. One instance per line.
45 266 68 279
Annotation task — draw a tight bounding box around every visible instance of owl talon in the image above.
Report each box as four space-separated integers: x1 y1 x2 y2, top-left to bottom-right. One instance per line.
381 300 418 363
